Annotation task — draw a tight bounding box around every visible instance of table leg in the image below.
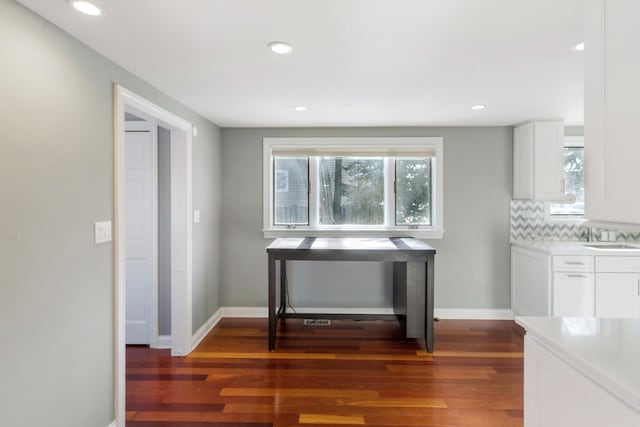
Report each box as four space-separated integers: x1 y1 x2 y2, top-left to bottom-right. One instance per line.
280 260 287 314
425 255 435 353
268 253 276 351
401 262 425 339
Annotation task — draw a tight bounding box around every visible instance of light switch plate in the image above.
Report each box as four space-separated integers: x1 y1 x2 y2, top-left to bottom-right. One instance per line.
94 221 112 244
193 210 200 224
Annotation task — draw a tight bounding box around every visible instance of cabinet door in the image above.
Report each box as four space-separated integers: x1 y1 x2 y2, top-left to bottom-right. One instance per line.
553 273 595 316
513 121 564 201
533 121 564 201
595 273 638 318
511 246 551 316
513 123 534 199
585 0 640 225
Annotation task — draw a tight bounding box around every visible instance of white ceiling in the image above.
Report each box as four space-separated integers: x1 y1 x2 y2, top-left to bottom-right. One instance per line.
17 0 584 127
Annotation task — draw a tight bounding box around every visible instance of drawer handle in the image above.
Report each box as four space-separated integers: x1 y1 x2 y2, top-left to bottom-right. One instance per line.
565 261 584 265
637 279 640 296
567 274 587 278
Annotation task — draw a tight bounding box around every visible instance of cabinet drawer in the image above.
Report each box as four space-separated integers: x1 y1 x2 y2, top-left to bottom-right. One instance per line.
596 257 640 273
553 256 594 272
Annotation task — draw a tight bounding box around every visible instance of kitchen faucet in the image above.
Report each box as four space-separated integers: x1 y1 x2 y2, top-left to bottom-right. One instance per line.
585 227 594 242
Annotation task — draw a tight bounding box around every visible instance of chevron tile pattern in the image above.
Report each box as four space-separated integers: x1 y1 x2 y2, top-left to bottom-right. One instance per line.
510 200 640 242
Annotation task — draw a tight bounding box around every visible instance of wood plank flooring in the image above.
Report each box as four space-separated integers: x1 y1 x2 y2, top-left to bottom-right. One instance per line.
127 318 523 427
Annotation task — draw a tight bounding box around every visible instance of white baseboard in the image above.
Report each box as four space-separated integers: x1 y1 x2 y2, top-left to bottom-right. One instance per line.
221 306 268 318
217 306 513 320
156 335 171 349
107 420 116 427
191 307 224 351
434 308 514 320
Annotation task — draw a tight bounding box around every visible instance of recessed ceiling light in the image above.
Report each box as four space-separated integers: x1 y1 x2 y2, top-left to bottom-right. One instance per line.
293 106 308 112
269 41 293 55
471 104 486 110
574 42 585 51
69 0 102 16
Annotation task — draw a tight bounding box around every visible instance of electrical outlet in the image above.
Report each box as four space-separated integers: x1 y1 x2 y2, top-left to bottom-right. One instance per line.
303 319 331 326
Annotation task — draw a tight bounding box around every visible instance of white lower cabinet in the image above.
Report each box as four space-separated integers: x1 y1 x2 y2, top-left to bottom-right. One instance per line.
511 246 551 316
553 272 595 316
512 244 640 318
595 256 640 318
595 273 640 318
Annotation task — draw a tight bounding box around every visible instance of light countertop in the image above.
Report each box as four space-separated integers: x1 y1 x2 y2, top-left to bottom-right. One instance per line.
511 240 640 256
517 316 640 412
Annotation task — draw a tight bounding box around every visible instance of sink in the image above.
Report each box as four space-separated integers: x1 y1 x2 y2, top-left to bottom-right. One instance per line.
584 244 640 250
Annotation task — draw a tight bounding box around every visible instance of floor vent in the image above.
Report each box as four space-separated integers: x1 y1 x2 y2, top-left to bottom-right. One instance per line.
303 319 331 326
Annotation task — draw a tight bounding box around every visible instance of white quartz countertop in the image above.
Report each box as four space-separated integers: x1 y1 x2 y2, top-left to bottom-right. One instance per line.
517 316 640 412
511 240 640 256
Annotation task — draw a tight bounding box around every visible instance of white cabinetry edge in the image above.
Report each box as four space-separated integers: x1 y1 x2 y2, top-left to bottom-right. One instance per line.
511 240 640 256
516 316 640 413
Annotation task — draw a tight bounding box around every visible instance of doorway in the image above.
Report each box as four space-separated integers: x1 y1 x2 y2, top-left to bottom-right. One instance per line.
124 118 158 346
114 85 194 426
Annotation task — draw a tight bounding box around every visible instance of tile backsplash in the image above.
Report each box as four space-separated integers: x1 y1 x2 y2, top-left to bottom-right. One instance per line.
510 200 640 242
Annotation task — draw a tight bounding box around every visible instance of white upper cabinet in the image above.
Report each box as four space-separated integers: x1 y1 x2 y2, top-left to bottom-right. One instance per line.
585 0 640 226
513 120 565 201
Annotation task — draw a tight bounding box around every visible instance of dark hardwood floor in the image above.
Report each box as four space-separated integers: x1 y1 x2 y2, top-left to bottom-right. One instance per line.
127 318 524 427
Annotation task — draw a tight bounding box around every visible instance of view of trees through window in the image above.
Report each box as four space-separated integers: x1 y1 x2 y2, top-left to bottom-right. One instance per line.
550 147 585 216
395 158 432 225
319 157 384 225
273 155 433 226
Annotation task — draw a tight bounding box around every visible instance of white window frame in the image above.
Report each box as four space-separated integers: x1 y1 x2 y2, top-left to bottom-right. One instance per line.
263 137 444 239
546 136 586 223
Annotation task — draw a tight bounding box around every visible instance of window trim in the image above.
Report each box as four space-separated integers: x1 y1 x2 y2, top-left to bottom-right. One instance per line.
263 137 444 239
546 136 585 222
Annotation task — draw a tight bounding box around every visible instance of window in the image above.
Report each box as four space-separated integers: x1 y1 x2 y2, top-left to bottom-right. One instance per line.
263 137 444 238
395 158 432 225
550 136 584 217
274 158 308 224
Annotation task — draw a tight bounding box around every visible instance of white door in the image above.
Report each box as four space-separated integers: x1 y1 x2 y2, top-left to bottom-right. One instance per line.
125 122 157 344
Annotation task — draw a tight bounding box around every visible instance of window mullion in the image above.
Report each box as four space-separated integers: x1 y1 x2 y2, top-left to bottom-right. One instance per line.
384 157 395 228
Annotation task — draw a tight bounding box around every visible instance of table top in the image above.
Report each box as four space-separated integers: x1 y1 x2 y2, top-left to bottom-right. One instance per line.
267 237 435 252
517 316 640 412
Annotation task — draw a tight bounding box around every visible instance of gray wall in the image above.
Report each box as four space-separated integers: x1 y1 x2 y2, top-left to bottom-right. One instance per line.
0 2 221 426
220 127 512 310
565 125 584 136
158 126 172 335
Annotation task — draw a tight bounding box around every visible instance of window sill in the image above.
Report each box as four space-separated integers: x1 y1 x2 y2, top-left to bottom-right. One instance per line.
263 228 444 240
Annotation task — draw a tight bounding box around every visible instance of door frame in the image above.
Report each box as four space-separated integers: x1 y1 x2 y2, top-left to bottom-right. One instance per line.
114 84 194 426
